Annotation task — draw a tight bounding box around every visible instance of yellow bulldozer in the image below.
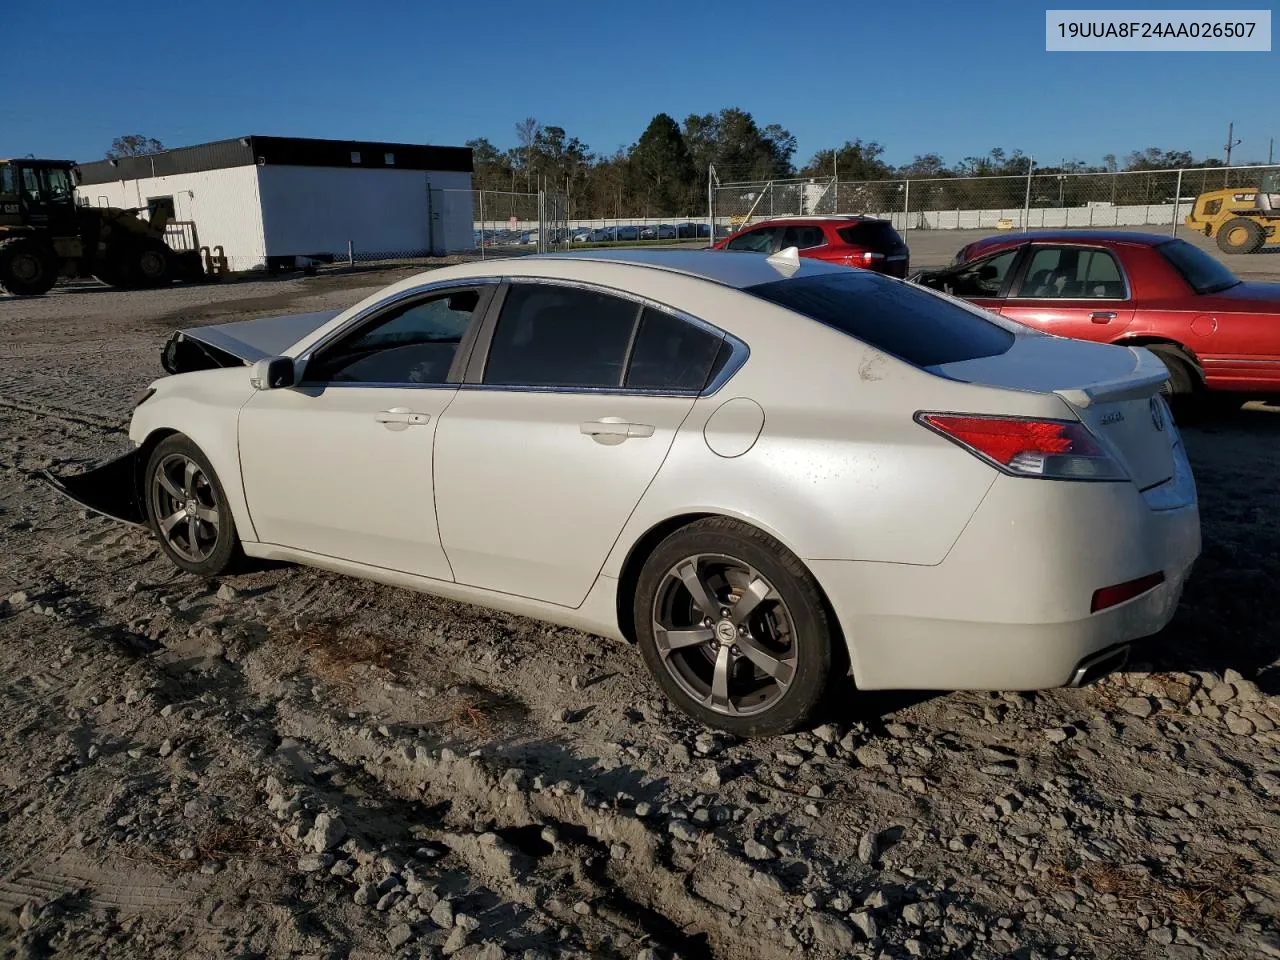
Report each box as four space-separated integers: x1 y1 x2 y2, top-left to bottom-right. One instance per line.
0 157 209 296
1183 170 1280 254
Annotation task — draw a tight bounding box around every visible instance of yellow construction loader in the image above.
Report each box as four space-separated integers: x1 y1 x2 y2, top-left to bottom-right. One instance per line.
0 157 211 295
1183 170 1280 254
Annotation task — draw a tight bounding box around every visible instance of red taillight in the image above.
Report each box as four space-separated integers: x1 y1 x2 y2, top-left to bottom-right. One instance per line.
917 413 1127 481
862 251 885 262
1091 572 1165 613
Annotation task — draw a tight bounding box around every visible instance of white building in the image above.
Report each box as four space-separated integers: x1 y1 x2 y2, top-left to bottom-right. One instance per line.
74 136 474 271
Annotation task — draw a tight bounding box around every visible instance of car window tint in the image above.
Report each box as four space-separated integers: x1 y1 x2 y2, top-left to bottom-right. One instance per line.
780 226 825 250
307 289 480 384
944 249 1019 297
837 221 905 250
483 283 639 388
726 227 775 252
746 270 1014 367
1157 238 1240 294
1014 247 1125 299
625 308 725 391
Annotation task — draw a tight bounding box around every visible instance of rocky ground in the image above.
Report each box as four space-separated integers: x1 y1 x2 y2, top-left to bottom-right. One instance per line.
1 269 1279 960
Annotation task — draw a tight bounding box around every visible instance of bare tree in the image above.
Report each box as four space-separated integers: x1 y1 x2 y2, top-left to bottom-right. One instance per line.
515 117 542 191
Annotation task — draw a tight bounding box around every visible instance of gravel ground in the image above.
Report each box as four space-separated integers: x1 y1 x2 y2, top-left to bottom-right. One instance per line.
1 266 1279 960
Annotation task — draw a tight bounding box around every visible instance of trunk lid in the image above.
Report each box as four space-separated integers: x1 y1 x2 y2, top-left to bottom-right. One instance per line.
929 332 1176 490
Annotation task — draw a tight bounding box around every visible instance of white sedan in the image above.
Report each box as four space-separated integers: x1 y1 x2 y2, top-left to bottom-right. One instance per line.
48 248 1201 736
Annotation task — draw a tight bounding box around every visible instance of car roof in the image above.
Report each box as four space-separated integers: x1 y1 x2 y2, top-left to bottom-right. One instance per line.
520 247 849 288
742 215 884 226
969 230 1174 250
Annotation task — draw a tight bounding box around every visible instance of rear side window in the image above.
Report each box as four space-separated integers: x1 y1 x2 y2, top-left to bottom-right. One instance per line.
837 221 904 250
626 308 725 391
483 284 639 387
1157 238 1240 294
780 225 825 249
746 271 1015 367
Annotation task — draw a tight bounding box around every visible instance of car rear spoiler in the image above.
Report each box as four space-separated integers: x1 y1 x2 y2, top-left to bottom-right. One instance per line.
1052 346 1171 408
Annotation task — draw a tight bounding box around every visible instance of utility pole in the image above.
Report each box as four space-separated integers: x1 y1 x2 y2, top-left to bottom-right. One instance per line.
1269 137 1274 165
1224 121 1241 166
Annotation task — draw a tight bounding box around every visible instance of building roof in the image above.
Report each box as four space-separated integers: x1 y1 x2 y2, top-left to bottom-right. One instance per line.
75 135 472 186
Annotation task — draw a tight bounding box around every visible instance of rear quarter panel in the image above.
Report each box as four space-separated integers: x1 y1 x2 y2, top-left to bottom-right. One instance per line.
596 286 1077 576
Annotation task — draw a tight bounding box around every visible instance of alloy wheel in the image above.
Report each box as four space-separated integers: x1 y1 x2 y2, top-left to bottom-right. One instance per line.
651 553 797 716
150 453 220 563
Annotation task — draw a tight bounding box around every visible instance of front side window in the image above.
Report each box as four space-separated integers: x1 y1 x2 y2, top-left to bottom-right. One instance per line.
0 166 15 196
726 227 776 252
21 168 41 201
1012 247 1126 299
483 284 639 388
306 288 482 384
942 248 1019 298
44 168 73 201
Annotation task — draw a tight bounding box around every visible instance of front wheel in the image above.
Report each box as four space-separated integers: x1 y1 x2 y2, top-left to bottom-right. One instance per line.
1216 217 1266 255
0 237 57 296
634 517 839 737
144 435 241 576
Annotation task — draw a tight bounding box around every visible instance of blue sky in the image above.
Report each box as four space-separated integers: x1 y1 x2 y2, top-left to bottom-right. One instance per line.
3 0 1275 169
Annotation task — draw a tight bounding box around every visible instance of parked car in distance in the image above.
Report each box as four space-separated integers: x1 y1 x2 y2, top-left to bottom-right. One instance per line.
911 231 1280 402
712 215 911 277
49 249 1199 736
676 222 712 240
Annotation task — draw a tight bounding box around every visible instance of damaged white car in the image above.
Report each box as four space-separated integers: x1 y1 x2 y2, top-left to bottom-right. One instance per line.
47 249 1201 736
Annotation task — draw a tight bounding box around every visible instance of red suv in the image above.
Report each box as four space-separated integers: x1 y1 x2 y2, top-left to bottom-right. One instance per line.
711 216 910 277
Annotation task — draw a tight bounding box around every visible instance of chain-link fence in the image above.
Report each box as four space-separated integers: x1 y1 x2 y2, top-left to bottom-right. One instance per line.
712 164 1280 236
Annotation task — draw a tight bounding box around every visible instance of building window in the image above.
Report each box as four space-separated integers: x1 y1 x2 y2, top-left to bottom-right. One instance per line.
384 152 395 165
350 151 361 164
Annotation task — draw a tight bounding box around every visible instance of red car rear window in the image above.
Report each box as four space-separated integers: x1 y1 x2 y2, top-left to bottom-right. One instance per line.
837 221 905 250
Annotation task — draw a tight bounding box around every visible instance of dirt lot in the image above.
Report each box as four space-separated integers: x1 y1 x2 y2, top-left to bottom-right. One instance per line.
1 259 1279 960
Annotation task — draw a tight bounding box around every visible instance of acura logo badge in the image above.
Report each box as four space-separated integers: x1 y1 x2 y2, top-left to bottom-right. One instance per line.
1150 397 1165 431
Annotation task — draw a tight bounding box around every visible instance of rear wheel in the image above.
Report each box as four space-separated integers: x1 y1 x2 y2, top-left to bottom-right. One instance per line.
144 435 241 576
0 237 57 296
634 517 839 736
1216 217 1266 254
135 239 172 287
1148 344 1199 399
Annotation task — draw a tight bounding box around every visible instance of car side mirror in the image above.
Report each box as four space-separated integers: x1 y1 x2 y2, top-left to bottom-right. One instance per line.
250 356 295 390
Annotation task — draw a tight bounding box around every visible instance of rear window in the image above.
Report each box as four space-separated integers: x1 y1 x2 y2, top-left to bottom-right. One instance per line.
1156 238 1240 294
745 271 1015 367
837 221 904 250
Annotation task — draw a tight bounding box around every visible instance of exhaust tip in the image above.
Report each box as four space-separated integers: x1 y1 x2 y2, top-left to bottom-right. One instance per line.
1070 645 1130 687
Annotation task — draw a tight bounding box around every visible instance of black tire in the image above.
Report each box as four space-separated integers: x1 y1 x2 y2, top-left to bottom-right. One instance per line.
633 517 839 737
1216 217 1266 254
144 434 241 577
0 237 57 296
1148 345 1199 398
134 239 173 287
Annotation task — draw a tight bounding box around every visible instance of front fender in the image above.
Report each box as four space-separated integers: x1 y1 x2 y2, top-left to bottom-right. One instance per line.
41 449 147 527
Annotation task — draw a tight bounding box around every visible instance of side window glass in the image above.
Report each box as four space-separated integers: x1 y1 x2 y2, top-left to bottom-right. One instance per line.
1 166 15 195
781 226 825 249
21 168 42 201
726 227 775 252
1080 250 1126 299
625 308 726 392
483 284 639 388
1013 247 1124 299
306 289 481 384
945 249 1019 297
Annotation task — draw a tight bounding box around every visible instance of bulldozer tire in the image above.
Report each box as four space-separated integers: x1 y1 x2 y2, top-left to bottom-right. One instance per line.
135 239 173 288
0 237 57 296
1216 217 1266 254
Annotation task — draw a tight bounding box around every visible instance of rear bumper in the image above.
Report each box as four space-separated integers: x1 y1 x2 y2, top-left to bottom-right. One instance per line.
811 470 1201 691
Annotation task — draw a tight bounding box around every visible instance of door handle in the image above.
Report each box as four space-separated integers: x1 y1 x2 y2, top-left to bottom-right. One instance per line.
1090 311 1117 323
579 418 655 440
375 407 430 426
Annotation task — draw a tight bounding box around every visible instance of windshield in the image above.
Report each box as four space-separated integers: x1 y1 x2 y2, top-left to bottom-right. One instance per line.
745 270 1014 367
1157 238 1240 294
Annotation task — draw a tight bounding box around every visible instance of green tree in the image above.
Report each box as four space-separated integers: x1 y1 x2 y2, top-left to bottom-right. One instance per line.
802 140 891 181
628 113 695 215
